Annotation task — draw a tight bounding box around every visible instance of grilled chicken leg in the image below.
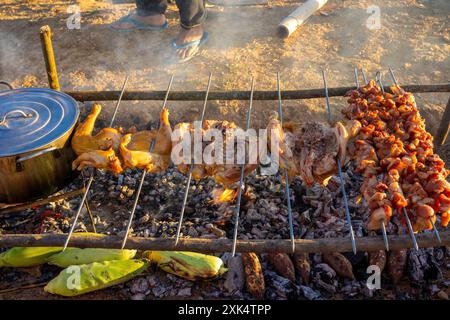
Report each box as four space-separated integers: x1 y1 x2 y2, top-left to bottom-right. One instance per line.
72 147 123 175
71 104 122 155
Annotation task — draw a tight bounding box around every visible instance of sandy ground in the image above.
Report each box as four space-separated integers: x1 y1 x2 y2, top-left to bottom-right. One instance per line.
0 0 449 300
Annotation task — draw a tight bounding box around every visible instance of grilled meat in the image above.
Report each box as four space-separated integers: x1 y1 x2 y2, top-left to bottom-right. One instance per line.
71 104 122 155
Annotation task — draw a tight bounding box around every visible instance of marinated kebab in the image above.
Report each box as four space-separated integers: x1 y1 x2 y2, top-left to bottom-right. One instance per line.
344 80 449 232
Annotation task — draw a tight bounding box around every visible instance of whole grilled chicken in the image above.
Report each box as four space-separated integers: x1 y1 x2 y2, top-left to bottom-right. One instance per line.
267 111 360 186
119 108 172 172
71 104 122 155
172 120 258 202
172 120 258 187
72 147 123 175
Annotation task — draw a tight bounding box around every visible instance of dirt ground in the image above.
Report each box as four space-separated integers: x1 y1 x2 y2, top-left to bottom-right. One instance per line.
0 0 449 300
0 0 449 130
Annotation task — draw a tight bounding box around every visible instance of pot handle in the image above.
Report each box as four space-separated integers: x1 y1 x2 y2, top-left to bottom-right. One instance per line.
0 81 13 90
16 146 58 163
0 109 34 127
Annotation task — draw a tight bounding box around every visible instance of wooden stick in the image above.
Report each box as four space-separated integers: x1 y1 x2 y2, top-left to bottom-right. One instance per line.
0 189 85 215
436 96 450 147
64 83 450 102
0 232 448 253
40 25 60 91
0 282 47 294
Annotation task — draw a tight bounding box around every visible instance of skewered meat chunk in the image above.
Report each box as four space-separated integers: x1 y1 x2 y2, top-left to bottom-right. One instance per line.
71 104 122 155
266 112 360 186
344 80 449 232
118 108 172 173
72 147 123 175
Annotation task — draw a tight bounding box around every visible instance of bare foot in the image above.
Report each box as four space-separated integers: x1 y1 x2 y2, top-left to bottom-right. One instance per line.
174 25 205 60
111 13 166 30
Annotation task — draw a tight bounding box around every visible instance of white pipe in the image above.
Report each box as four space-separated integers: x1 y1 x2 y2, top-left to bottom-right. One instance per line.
277 0 328 38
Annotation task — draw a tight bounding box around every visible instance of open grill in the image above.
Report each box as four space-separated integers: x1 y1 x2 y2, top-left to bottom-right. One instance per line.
1 70 449 254
1 27 449 254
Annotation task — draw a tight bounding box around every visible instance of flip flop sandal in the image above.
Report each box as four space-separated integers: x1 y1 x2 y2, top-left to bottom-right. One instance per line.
168 31 209 63
109 14 169 32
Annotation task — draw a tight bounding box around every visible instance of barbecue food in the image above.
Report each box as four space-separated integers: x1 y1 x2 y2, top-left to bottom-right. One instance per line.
322 252 355 280
47 248 137 268
145 251 227 281
267 111 361 186
172 120 258 202
266 252 296 282
71 104 122 155
344 80 449 232
119 108 172 172
387 249 407 284
0 247 62 268
44 259 150 297
72 147 123 174
292 252 311 285
242 252 265 299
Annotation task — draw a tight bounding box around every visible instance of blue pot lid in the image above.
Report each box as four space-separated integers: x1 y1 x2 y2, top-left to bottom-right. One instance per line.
0 88 79 157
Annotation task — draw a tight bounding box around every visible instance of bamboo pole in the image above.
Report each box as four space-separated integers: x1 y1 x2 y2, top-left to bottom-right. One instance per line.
436 96 450 147
40 25 60 91
0 232 448 253
64 83 450 102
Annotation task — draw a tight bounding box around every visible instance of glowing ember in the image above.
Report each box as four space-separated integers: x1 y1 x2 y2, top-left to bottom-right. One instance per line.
210 187 238 204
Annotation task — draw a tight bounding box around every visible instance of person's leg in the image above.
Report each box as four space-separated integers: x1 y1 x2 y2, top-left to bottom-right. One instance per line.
111 0 168 30
173 0 207 59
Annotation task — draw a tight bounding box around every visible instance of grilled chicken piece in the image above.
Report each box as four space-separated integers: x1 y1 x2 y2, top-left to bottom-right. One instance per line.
71 104 122 155
172 120 258 202
173 120 257 186
118 108 172 172
267 112 360 186
72 147 123 175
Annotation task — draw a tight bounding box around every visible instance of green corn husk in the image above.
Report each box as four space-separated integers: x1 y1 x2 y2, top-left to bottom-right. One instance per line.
44 259 149 297
0 247 63 268
145 251 228 281
47 248 137 268
0 232 105 268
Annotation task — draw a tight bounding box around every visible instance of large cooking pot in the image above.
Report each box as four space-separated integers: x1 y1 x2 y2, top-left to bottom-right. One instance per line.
0 83 80 203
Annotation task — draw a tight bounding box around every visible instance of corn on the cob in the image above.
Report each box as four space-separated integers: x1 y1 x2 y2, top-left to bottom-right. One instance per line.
145 251 227 281
44 259 149 297
0 247 62 268
241 252 265 299
0 233 109 268
47 248 137 268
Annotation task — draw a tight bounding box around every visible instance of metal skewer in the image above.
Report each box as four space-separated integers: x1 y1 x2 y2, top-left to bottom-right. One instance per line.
62 75 129 251
231 77 255 257
322 70 357 254
174 73 213 246
387 67 441 244
354 68 389 251
354 68 360 88
120 75 174 249
277 72 295 253
361 69 368 86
